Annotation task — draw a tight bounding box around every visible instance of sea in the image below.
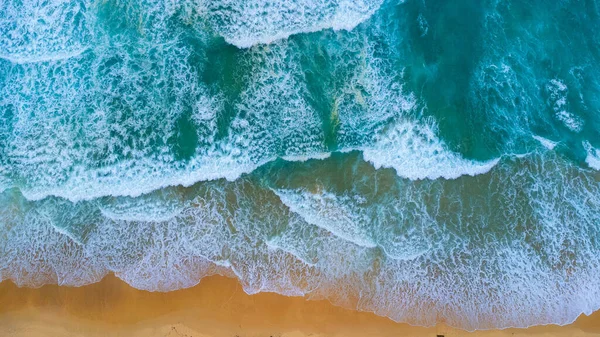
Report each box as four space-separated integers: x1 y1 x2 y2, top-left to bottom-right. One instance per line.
1 0 599 330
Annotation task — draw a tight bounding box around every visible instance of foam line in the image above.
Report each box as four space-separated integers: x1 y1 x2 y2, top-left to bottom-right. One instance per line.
209 0 385 48
584 141 600 170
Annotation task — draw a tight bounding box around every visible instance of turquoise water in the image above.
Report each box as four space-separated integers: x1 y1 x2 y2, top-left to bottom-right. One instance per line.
1 0 600 330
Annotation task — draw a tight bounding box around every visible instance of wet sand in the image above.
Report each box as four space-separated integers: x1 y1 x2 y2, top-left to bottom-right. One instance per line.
1 274 599 337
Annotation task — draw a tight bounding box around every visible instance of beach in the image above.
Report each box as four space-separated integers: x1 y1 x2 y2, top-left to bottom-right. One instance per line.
1 275 599 337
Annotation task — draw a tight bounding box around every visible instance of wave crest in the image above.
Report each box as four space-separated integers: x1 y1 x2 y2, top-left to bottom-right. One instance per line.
209 0 384 48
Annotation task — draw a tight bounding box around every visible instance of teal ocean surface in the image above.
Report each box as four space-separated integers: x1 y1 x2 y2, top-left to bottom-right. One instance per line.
1 0 600 330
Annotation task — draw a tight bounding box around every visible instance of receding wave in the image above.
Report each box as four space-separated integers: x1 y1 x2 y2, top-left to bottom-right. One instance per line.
1 151 600 330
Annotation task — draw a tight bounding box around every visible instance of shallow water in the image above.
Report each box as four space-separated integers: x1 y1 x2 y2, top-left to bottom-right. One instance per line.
0 0 599 330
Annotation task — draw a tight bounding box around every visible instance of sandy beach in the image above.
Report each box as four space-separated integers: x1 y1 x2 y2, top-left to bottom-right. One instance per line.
0 274 599 337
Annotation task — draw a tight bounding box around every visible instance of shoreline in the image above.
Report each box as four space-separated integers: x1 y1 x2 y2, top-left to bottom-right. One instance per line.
1 274 599 337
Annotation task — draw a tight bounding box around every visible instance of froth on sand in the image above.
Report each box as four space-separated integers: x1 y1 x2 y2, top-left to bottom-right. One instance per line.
1 274 599 337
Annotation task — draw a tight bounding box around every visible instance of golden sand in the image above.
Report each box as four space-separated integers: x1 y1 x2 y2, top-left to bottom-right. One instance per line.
0 274 599 337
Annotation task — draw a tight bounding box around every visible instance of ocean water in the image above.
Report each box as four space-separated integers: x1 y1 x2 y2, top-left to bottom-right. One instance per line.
1 0 599 330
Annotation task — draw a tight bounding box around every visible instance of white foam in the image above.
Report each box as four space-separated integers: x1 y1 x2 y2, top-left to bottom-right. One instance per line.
99 194 186 223
3 1 600 330
90 218 230 291
3 39 333 202
363 120 500 180
272 183 436 261
547 79 584 132
533 135 558 150
0 202 107 287
1 22 502 203
209 0 384 48
274 188 377 248
333 40 417 149
266 213 377 279
0 164 10 194
0 48 89 64
0 0 93 65
321 32 499 181
583 141 600 170
282 152 332 162
2 151 600 329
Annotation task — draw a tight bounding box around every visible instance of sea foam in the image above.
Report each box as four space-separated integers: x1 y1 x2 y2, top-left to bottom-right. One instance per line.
0 0 93 65
208 0 385 48
2 0 600 332
1 151 599 330
364 121 500 180
584 141 600 170
533 135 558 150
547 79 584 132
1 28 499 203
